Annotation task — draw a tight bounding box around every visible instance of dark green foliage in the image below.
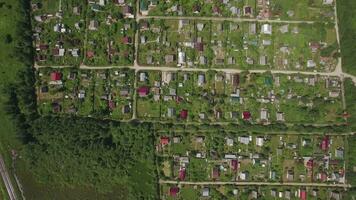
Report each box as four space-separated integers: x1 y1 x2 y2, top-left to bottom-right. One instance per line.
4 34 12 44
337 0 356 75
23 116 158 198
344 78 356 129
347 136 356 186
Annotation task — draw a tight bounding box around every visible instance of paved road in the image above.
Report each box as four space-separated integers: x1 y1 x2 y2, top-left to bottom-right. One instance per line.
0 155 17 200
159 179 351 188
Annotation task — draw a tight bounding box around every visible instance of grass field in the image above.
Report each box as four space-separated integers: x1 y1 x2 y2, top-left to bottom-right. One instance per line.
0 0 29 199
337 0 356 76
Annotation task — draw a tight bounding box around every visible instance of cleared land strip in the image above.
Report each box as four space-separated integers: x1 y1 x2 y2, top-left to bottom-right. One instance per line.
137 15 315 24
159 180 351 188
0 155 17 200
34 63 356 84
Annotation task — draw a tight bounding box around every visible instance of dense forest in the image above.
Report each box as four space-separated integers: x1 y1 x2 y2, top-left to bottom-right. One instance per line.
24 116 158 199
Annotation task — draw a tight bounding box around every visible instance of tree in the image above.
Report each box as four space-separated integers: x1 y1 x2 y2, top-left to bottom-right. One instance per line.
4 34 13 44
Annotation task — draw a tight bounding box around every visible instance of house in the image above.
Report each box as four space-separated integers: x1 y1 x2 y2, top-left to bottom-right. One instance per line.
227 57 235 65
179 168 186 181
249 23 256 34
262 39 272 46
242 111 251 120
230 7 240 16
160 137 170 146
259 55 267 65
139 72 147 82
122 105 130 114
167 108 175 118
329 90 340 98
165 55 175 64
52 102 61 113
197 74 205 86
122 36 132 44
299 190 306 200
307 60 316 68
320 136 329 151
261 24 272 34
193 4 201 14
51 72 61 81
226 138 234 146
89 20 98 31
286 170 294 181
231 159 238 171
276 112 285 122
323 0 333 5
216 58 224 65
244 6 253 16
330 191 341 200
279 24 289 33
108 100 116 110
123 5 133 18
178 51 185 65
169 187 179 197
52 48 65 57
173 136 181 144
196 23 204 31
195 42 204 52
256 137 264 147
139 0 149 15
145 55 152 64
78 90 85 99
285 190 291 200
199 56 207 65
70 49 80 57
113 0 125 5
225 154 237 159
137 86 149 97
239 171 249 180
309 42 320 53
212 6 221 15
251 191 258 199
180 109 188 120
195 136 204 143
335 148 344 159
238 136 250 145
40 86 48 93
260 109 268 121
86 51 95 59
212 167 220 179
202 188 209 197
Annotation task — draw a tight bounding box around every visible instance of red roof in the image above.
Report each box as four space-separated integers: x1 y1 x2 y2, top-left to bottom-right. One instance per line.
122 36 132 44
50 72 61 81
306 159 313 169
108 100 116 110
180 109 188 119
243 111 251 120
169 187 179 197
212 168 220 179
137 86 149 97
195 42 204 51
300 190 306 200
160 137 170 146
320 136 329 151
179 168 186 181
212 6 221 14
86 51 95 59
231 159 238 171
